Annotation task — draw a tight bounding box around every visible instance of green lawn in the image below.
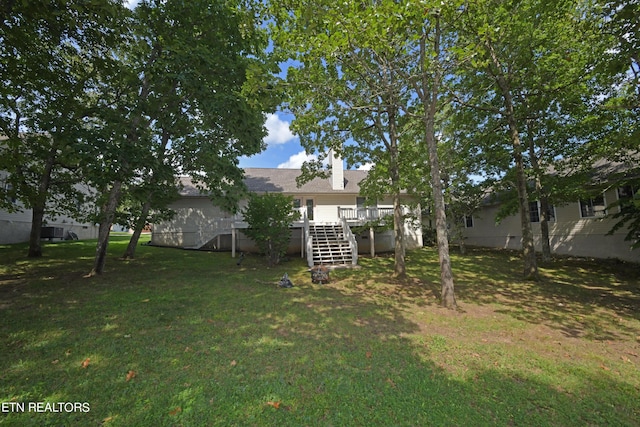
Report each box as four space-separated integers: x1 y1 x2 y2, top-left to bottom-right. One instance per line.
1 236 639 426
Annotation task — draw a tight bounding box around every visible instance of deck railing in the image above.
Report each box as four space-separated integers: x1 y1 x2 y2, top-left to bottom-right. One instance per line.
341 217 359 265
338 207 394 221
304 211 314 267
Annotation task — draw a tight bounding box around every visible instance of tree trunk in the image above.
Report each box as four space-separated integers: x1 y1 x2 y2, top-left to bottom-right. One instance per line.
457 221 467 255
122 129 171 260
28 204 45 257
27 149 55 257
526 129 552 263
122 200 151 260
539 194 552 263
512 144 538 279
426 131 456 309
419 14 456 308
88 180 123 276
386 102 405 278
485 40 538 280
392 193 406 278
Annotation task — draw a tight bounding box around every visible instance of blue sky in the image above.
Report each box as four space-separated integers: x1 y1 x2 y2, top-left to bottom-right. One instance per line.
238 112 322 169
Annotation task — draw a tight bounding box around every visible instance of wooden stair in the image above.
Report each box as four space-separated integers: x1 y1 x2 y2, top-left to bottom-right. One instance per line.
309 224 354 266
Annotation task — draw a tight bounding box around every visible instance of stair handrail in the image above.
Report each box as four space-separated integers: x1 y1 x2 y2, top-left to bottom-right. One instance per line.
341 217 358 265
304 211 314 267
192 215 246 249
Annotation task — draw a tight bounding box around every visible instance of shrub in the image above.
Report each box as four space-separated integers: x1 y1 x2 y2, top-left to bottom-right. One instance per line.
242 193 301 265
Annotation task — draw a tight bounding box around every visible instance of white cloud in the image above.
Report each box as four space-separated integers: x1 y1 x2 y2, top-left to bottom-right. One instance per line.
357 163 374 171
277 151 317 169
124 0 140 9
264 113 295 146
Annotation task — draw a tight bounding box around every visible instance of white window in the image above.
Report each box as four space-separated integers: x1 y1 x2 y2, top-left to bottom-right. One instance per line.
616 185 636 213
617 185 635 201
579 194 606 218
462 215 473 228
529 201 556 223
2 179 17 204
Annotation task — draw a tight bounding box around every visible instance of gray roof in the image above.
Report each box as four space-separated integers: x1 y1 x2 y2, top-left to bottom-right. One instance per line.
179 168 368 197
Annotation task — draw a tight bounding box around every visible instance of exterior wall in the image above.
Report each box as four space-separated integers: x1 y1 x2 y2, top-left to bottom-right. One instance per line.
463 187 640 263
152 193 423 254
355 230 395 254
403 217 424 249
151 197 233 248
1 171 99 244
1 203 98 245
235 228 304 255
305 194 354 222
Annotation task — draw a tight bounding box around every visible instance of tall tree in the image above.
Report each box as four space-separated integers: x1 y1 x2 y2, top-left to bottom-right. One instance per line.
453 0 598 278
403 6 459 307
0 0 125 257
85 0 273 275
272 0 417 277
272 1 459 305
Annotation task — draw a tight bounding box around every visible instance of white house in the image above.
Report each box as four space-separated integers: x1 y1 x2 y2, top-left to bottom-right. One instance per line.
0 171 99 244
151 153 423 266
460 158 640 263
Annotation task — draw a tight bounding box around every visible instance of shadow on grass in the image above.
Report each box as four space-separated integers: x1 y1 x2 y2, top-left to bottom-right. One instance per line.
0 240 639 425
411 246 640 341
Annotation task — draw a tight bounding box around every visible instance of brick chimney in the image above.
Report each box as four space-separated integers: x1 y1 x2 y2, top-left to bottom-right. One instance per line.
329 149 344 190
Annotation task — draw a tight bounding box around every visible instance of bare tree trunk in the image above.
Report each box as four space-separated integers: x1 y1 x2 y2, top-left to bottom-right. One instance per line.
122 200 151 260
456 221 467 255
485 40 538 280
539 194 552 263
88 180 123 276
28 205 45 258
418 13 456 308
27 149 56 257
392 193 406 278
386 102 406 278
122 130 170 260
426 131 456 308
526 128 552 263
512 143 538 279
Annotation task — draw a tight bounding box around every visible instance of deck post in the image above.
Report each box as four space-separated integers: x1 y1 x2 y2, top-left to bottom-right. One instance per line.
370 226 375 257
231 223 236 258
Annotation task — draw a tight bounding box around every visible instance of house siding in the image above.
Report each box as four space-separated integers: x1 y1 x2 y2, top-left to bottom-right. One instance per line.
1 172 100 244
305 194 352 222
152 193 423 253
151 198 232 248
463 187 639 263
0 214 99 244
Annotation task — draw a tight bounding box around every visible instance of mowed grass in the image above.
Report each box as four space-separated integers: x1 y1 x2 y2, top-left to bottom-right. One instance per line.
1 236 639 426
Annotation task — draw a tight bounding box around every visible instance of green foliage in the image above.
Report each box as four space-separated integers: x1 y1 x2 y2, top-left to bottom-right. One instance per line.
607 179 640 250
350 214 394 236
114 182 178 232
242 193 301 265
271 0 463 281
0 0 125 216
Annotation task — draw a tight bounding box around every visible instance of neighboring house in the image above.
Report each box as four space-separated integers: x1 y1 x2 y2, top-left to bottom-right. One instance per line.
151 153 423 267
460 158 640 263
0 171 99 244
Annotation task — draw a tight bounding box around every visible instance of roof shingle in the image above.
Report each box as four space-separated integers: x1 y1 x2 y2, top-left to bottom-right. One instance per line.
178 168 368 196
